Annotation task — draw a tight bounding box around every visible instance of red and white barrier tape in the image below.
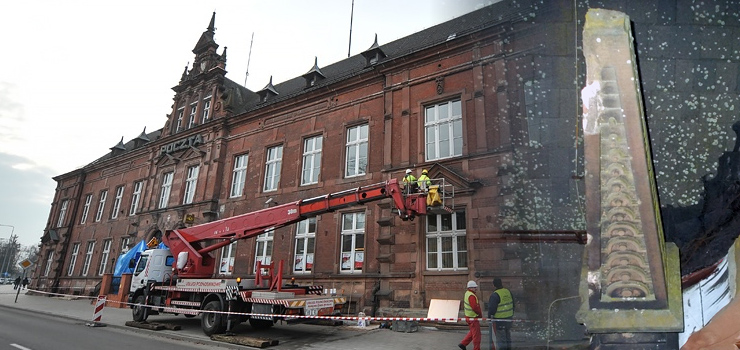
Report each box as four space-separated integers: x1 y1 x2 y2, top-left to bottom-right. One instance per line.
22 288 520 323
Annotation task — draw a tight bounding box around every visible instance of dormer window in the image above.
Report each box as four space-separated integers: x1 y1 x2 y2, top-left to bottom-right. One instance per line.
133 127 150 149
257 76 279 103
361 34 387 67
109 137 126 157
302 57 326 89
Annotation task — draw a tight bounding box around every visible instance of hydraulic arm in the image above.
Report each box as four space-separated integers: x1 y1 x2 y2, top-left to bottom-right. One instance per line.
165 179 427 277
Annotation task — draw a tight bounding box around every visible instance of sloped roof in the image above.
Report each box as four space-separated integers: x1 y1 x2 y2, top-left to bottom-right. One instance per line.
239 2 519 111
86 129 163 167
78 2 521 170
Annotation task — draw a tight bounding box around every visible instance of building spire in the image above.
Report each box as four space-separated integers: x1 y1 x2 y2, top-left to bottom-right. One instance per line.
180 63 189 81
207 11 215 32
193 12 219 55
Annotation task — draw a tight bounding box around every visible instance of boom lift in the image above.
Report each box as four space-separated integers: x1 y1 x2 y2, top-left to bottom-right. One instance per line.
128 179 435 335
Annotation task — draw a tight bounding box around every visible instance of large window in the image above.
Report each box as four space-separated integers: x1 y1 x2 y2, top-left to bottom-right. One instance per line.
67 243 80 276
188 103 197 128
254 229 274 274
425 99 462 161
80 194 92 224
263 145 283 192
220 242 236 275
201 96 212 123
230 154 249 197
129 181 142 216
98 239 112 276
120 237 132 254
175 107 184 132
111 186 124 219
57 200 68 228
426 211 467 271
345 124 368 177
183 165 200 204
340 212 365 273
81 241 95 276
44 251 54 277
294 218 316 273
94 190 108 222
301 136 322 185
158 172 174 209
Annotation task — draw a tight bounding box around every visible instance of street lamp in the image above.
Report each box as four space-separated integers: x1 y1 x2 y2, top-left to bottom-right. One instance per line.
0 224 15 279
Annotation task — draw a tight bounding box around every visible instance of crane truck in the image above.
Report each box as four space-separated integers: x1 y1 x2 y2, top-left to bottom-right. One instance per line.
128 179 434 335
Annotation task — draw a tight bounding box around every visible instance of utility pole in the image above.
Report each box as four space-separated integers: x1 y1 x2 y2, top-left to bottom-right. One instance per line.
244 32 254 87
347 0 355 58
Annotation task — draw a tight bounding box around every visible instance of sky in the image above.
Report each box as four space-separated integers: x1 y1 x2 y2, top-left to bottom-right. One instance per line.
0 0 492 247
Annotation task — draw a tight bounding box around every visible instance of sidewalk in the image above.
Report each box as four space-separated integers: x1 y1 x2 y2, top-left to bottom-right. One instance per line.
0 285 578 349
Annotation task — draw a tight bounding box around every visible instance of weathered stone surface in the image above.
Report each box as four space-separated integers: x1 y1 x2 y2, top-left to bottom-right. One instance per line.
576 7 682 339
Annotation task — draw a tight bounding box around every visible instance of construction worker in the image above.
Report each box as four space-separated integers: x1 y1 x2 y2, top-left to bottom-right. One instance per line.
459 280 482 350
402 169 418 193
489 278 514 350
417 169 431 191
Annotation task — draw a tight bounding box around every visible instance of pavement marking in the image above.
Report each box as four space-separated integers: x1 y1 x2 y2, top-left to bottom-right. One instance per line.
11 343 32 350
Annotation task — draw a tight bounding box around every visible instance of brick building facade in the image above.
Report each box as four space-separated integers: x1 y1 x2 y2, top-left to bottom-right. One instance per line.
32 1 604 339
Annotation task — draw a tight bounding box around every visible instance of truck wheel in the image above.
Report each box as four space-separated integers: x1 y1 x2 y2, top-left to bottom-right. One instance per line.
132 295 149 322
249 318 274 330
201 300 226 335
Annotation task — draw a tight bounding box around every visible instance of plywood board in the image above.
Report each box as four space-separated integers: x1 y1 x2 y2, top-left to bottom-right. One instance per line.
427 299 460 322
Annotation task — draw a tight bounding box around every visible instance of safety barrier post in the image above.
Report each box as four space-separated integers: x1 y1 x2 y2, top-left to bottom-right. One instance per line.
86 295 108 327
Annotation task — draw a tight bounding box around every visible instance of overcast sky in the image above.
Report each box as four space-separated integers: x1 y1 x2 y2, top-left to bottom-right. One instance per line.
0 0 491 246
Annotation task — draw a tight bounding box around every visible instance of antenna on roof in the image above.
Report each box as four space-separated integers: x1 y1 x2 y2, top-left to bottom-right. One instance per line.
244 32 254 87
347 0 355 57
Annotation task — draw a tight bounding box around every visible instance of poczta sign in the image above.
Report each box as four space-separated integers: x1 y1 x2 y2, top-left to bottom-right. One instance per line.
160 134 203 156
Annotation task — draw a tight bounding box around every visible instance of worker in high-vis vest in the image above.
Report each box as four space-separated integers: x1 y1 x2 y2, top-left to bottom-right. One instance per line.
417 169 431 191
459 280 482 350
488 278 514 350
402 169 418 193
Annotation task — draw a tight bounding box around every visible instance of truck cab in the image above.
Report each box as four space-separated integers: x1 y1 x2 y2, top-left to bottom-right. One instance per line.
129 248 174 293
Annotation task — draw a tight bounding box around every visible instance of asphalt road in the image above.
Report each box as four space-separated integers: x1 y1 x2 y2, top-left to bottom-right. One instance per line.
0 306 210 350
0 284 486 350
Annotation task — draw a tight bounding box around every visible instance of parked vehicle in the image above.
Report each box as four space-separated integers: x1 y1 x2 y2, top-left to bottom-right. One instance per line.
129 179 441 335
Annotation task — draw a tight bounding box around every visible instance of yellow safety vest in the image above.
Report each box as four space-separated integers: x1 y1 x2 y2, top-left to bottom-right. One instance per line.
418 174 431 187
493 288 514 318
463 290 479 317
403 174 417 185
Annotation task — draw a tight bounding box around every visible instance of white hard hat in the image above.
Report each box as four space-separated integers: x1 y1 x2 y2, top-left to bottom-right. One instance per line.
405 169 412 174
467 280 478 288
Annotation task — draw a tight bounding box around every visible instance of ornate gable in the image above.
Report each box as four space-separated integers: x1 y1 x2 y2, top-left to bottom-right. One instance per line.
424 163 481 197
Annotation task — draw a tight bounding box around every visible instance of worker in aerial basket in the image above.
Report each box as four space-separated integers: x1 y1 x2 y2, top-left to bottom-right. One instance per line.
417 169 431 192
402 169 418 193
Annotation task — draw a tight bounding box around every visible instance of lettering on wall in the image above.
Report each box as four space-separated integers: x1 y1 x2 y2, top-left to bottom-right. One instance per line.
159 135 203 156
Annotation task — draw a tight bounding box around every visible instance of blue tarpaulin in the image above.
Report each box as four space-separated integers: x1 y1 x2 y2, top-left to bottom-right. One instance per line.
113 240 168 276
